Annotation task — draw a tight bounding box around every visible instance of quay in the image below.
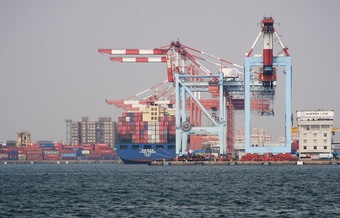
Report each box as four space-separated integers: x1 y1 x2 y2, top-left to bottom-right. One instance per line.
0 160 122 164
1 160 338 165
149 160 340 166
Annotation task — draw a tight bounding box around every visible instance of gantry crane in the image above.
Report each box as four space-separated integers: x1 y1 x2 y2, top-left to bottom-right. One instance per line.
98 17 287 156
16 130 32 147
244 17 292 154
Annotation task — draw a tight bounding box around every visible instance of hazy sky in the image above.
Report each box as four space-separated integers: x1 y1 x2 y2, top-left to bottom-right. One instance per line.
1 0 340 143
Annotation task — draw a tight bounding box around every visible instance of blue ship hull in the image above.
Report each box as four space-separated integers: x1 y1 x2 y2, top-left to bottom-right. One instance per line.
117 143 176 164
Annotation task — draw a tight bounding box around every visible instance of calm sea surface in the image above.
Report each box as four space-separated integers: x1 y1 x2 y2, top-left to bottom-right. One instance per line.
0 164 339 217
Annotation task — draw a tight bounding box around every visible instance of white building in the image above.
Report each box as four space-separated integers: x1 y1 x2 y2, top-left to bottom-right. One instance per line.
296 110 334 159
234 127 271 146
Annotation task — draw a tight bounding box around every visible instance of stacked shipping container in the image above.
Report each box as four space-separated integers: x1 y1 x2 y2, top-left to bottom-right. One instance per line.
118 112 176 144
0 143 119 161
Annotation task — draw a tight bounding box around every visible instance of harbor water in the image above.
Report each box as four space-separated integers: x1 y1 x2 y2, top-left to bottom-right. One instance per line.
0 164 339 217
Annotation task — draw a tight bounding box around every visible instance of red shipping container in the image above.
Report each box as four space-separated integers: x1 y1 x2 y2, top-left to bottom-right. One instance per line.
87 154 102 157
80 143 94 146
30 143 40 148
96 150 113 154
9 147 24 151
27 155 43 160
27 151 42 155
44 157 60 160
28 147 43 151
95 143 109 148
18 150 26 154
42 147 55 151
0 150 8 154
96 147 111 150
44 154 60 158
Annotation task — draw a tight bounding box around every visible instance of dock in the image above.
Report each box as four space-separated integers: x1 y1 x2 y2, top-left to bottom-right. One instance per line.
149 160 340 166
0 160 122 164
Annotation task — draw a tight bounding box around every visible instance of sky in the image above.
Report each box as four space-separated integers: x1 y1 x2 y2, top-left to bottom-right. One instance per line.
1 0 340 143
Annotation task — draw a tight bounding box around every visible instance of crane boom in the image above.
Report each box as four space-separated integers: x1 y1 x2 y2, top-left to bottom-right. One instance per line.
98 48 168 55
110 57 166 62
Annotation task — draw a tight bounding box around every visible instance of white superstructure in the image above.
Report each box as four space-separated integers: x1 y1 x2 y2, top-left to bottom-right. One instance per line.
296 110 334 159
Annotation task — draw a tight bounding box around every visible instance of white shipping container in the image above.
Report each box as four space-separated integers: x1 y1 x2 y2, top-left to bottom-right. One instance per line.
82 150 90 155
126 117 130 122
0 154 8 158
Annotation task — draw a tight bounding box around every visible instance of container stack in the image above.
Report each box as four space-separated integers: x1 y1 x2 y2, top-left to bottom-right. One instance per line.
44 151 60 160
0 150 9 160
27 148 43 161
118 112 176 144
0 142 119 161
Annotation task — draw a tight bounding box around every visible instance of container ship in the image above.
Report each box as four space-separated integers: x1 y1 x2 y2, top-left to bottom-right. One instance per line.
116 104 177 164
0 143 119 162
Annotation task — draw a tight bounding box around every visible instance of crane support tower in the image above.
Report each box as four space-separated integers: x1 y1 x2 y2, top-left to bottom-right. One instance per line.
244 17 292 154
16 130 32 147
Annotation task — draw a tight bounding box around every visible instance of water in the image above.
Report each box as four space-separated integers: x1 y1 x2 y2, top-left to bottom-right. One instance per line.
0 164 339 217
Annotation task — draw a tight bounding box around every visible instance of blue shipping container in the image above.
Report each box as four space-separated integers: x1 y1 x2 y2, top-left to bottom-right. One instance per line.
40 144 54 147
9 151 18 155
68 148 83 150
62 153 77 157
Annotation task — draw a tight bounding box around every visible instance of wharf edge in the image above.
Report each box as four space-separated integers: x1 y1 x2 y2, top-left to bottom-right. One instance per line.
149 160 340 166
1 160 339 165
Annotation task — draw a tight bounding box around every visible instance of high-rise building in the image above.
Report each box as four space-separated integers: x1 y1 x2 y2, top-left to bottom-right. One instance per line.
296 110 334 159
71 117 117 147
234 127 271 145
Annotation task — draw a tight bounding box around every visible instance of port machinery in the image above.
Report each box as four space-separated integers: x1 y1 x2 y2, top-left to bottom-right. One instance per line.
98 16 291 156
16 130 32 147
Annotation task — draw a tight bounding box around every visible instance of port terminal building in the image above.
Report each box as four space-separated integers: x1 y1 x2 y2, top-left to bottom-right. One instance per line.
296 110 334 159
